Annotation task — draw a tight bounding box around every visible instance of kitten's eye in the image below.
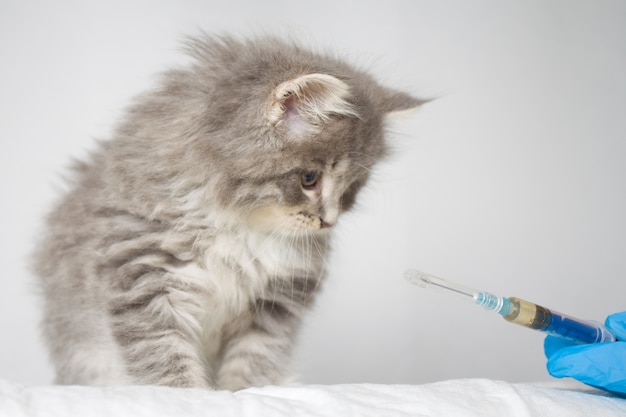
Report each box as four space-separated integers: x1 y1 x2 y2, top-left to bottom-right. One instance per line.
301 171 319 189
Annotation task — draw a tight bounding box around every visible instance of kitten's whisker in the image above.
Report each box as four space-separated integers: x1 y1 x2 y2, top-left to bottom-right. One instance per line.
347 151 378 165
349 161 373 173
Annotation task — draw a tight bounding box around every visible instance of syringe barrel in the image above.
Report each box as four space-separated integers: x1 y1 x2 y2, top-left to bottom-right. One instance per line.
503 297 616 344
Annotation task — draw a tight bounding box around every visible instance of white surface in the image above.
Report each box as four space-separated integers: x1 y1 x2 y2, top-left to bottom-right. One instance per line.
2 379 626 417
1 0 626 386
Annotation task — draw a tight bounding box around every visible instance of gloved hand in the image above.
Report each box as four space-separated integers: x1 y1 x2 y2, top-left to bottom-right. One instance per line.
544 311 626 395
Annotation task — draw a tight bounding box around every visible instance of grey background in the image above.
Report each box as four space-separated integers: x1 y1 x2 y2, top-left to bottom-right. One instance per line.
1 0 625 385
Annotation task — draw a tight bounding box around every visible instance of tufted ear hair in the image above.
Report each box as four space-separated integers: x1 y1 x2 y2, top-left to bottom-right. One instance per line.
267 73 359 136
378 87 431 114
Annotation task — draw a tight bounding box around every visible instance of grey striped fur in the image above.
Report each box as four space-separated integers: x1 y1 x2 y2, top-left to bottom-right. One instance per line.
35 34 422 390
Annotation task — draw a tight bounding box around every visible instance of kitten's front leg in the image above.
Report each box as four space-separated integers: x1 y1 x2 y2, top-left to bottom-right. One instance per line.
109 268 211 388
216 303 299 390
216 278 316 391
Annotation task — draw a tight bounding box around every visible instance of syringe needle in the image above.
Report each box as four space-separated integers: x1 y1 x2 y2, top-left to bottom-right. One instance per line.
426 278 476 298
405 269 478 299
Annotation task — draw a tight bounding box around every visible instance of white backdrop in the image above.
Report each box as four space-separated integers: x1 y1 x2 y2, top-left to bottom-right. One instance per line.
1 0 625 386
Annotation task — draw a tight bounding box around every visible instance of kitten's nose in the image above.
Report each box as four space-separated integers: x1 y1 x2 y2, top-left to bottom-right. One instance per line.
319 199 341 229
320 218 334 229
320 205 340 229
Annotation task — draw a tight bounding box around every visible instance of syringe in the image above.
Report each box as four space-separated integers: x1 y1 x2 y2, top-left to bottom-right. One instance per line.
405 269 616 344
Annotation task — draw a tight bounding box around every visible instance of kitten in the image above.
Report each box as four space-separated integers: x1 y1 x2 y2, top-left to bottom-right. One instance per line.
35 34 423 390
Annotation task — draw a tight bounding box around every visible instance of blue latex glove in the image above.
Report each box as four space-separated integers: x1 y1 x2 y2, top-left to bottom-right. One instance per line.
544 311 626 394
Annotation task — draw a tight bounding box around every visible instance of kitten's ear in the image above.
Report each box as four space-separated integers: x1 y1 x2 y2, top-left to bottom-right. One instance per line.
379 87 430 114
267 74 359 135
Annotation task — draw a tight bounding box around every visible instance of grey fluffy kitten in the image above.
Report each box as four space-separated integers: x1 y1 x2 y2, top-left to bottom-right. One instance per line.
36 35 422 390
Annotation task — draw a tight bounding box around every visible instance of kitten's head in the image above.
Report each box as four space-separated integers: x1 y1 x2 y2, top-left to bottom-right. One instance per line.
112 35 424 235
